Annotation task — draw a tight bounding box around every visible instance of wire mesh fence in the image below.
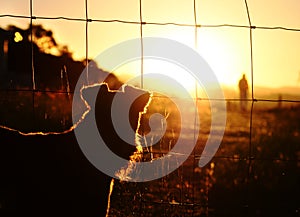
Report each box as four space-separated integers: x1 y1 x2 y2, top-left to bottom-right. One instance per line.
0 0 300 216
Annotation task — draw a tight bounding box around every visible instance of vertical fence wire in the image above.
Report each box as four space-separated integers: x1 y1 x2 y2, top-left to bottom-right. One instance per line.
139 0 144 89
85 0 89 84
244 0 254 99
29 0 36 129
193 0 199 214
244 0 255 212
30 0 35 91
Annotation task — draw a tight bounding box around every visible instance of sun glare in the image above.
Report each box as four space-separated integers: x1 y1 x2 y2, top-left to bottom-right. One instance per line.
113 58 198 98
169 30 238 87
139 25 243 90
111 30 236 98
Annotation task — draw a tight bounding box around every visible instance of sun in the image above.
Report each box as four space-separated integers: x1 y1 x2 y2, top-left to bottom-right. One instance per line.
114 58 198 98
109 29 238 98
172 30 236 85
155 27 243 88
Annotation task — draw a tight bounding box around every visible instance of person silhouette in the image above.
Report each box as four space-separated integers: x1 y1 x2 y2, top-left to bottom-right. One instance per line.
238 74 248 111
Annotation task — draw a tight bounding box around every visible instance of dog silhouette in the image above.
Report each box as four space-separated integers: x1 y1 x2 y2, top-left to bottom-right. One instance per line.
0 83 151 217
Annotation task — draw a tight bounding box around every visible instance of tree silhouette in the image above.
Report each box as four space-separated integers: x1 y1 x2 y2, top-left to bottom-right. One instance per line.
1 24 122 91
7 24 71 57
31 25 57 53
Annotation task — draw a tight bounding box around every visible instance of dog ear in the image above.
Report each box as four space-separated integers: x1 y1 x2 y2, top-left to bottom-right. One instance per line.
124 85 151 110
99 83 109 93
81 83 110 105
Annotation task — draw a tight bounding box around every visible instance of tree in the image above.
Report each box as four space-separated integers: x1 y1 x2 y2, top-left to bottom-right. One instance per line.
3 24 122 91
30 24 73 57
7 24 72 57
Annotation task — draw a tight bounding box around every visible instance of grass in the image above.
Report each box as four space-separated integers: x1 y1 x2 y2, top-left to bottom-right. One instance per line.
0 91 299 216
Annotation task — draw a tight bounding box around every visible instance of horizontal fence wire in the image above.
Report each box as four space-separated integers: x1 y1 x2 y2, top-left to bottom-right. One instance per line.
1 14 300 32
0 14 300 32
0 89 299 103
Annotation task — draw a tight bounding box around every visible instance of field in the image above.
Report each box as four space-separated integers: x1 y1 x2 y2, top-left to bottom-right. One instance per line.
0 91 299 216
108 98 300 216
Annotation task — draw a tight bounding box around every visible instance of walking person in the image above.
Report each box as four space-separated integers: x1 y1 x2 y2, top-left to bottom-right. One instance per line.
238 74 248 111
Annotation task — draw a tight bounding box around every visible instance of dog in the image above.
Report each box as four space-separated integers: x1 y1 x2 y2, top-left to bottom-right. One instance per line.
0 83 151 216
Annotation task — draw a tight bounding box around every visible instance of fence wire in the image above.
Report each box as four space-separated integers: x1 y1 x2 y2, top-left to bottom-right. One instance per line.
0 0 300 216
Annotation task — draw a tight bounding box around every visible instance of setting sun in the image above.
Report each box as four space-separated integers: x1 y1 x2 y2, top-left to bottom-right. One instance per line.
113 58 198 97
1 0 300 89
161 28 243 87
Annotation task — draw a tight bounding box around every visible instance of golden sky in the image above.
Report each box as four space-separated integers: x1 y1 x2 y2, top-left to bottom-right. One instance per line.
1 0 300 89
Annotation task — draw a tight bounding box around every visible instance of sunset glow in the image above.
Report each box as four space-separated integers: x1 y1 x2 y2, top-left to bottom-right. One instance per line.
1 0 300 89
